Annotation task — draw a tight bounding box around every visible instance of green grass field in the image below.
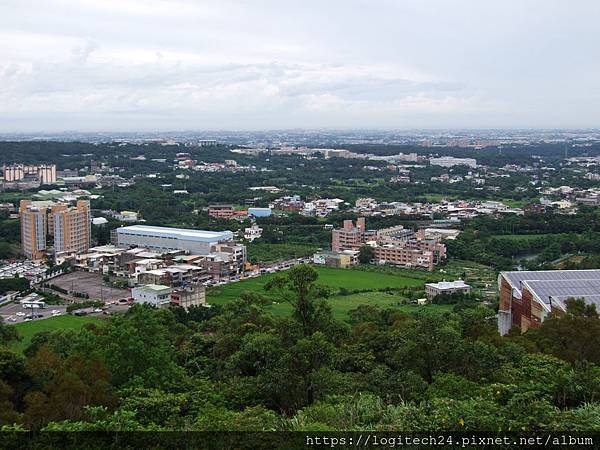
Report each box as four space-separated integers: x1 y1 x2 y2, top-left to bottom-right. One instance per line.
269 291 454 319
10 315 101 353
207 266 434 319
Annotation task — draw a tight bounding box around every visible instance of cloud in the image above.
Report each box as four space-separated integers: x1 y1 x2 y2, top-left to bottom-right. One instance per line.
0 0 599 130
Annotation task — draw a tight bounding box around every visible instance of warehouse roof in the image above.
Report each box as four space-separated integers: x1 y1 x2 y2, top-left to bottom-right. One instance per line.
501 269 600 292
117 225 232 243
523 278 600 312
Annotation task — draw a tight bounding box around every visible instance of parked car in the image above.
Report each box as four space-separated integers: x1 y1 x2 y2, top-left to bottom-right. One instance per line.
15 312 26 317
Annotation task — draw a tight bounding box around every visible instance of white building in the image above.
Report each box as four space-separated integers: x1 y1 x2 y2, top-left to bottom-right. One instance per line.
430 157 477 168
132 284 173 307
116 225 234 254
244 224 263 242
425 280 471 300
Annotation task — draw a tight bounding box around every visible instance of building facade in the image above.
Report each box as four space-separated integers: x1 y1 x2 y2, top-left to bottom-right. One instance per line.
52 200 91 255
170 285 206 310
3 164 57 184
332 218 366 251
19 201 48 260
498 269 600 335
331 218 446 271
208 205 235 219
313 250 359 268
425 280 471 300
132 284 173 307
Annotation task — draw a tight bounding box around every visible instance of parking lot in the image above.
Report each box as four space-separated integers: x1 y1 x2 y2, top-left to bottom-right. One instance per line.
0 261 48 280
49 271 130 302
0 302 67 324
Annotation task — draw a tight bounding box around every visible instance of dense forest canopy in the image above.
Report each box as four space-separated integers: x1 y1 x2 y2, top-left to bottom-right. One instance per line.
2 266 600 432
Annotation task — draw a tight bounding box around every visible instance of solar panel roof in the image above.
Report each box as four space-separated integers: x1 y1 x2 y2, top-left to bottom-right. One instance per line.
523 279 600 310
502 269 600 291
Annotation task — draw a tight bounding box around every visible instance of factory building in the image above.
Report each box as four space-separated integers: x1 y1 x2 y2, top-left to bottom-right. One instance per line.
498 269 600 335
116 225 234 255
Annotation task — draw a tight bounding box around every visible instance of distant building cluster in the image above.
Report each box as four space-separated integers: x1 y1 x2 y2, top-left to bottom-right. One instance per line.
429 156 478 168
2 164 57 189
351 198 523 220
268 195 345 217
231 146 424 164
206 205 272 221
110 225 247 279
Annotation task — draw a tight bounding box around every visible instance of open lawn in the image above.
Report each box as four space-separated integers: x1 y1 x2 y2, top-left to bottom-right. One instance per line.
269 291 454 320
10 315 101 353
207 266 427 319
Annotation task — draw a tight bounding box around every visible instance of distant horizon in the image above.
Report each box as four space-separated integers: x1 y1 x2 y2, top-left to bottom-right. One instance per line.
1 127 600 135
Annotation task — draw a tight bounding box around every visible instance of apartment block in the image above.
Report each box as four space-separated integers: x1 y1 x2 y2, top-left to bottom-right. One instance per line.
208 204 235 219
52 200 91 255
331 218 446 271
332 218 366 251
19 200 49 260
20 199 90 260
3 164 57 184
373 245 436 270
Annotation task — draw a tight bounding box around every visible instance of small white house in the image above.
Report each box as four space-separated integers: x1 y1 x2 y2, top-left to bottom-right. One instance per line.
425 280 471 300
132 284 172 307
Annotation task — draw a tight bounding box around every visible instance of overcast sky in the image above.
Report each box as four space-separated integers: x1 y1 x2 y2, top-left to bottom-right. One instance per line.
1 0 599 131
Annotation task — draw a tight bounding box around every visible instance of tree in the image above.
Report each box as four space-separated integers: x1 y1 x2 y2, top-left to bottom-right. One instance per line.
0 317 19 346
265 264 331 337
525 298 600 364
358 245 374 264
23 346 115 430
98 305 184 389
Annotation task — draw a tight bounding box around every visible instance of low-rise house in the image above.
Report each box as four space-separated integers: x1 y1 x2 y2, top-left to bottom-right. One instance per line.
312 250 359 268
425 280 471 300
132 284 173 308
170 285 206 310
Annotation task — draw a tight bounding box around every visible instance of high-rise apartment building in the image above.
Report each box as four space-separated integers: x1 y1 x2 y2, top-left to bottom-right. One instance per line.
19 199 91 260
52 200 91 255
19 200 49 260
4 164 57 184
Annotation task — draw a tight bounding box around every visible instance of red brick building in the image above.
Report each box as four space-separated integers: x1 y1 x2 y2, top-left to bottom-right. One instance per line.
208 204 235 219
